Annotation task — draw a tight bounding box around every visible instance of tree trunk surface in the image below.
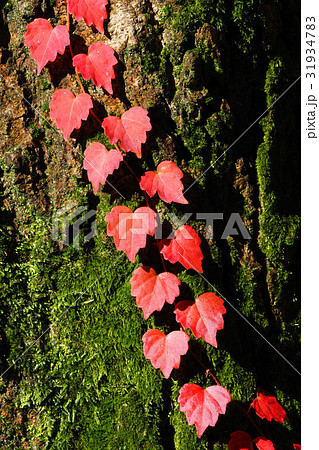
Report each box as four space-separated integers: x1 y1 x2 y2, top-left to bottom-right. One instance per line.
0 0 300 448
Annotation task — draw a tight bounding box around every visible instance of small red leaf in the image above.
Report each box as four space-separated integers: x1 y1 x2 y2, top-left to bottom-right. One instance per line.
142 329 189 378
253 437 275 450
250 388 288 424
228 431 252 450
174 292 226 347
105 206 157 262
130 266 180 319
293 445 301 450
159 225 203 273
68 0 108 34
102 107 152 158
83 142 123 194
49 89 93 140
178 383 231 437
24 18 70 75
73 43 117 94
140 161 188 204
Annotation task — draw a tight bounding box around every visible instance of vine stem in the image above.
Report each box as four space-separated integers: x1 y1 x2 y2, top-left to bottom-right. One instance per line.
188 347 220 385
67 8 86 94
233 400 264 436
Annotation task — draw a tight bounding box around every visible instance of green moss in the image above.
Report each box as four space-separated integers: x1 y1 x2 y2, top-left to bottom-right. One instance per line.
167 0 226 34
40 78 51 90
178 270 206 299
206 110 233 171
87 131 114 150
256 58 300 264
181 124 206 173
255 56 300 368
42 102 50 113
136 11 163 75
1 0 13 13
227 238 268 327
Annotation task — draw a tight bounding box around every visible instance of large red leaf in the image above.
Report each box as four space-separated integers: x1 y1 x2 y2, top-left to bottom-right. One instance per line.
83 142 123 194
142 329 189 378
139 161 188 204
293 445 301 450
130 266 180 319
228 431 252 450
178 383 231 437
49 89 93 140
24 18 70 75
73 43 117 94
250 388 288 423
105 206 157 262
174 292 226 347
159 225 203 273
102 107 152 158
68 0 108 34
227 431 274 450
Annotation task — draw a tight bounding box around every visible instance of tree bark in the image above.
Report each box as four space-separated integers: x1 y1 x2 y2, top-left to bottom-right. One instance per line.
0 0 300 448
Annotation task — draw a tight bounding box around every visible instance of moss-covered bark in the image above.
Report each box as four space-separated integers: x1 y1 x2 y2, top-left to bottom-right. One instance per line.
0 0 300 448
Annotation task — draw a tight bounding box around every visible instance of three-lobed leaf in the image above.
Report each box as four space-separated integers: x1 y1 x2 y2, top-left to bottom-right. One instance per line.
178 383 231 437
68 0 109 34
24 18 70 75
83 142 123 194
142 329 189 378
174 292 226 347
105 206 157 262
140 161 188 204
130 266 180 319
102 107 152 158
49 89 93 140
250 388 288 424
159 225 203 273
73 43 117 94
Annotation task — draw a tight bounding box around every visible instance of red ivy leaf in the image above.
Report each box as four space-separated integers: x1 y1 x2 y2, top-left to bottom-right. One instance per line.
49 89 93 140
250 388 288 424
73 43 117 94
142 329 189 378
139 161 188 204
227 432 275 450
228 431 253 450
178 383 231 437
293 445 301 450
68 0 108 34
159 225 203 273
83 142 123 194
105 206 157 262
174 292 226 347
102 107 152 158
254 437 275 450
24 18 70 75
130 266 180 319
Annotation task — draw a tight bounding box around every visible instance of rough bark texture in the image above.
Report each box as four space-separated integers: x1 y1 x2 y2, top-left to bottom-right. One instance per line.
0 0 300 448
